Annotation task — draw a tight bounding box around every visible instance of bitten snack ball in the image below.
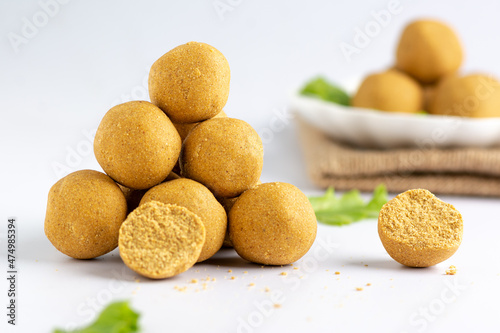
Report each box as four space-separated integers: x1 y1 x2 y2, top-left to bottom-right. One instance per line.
119 201 205 279
429 74 500 118
396 20 463 84
180 117 263 198
149 42 231 123
352 70 424 113
229 182 317 265
378 189 463 267
45 170 128 259
94 101 181 190
140 178 227 262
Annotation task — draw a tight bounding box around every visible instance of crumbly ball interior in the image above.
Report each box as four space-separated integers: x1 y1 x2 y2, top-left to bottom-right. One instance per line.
119 201 205 278
379 189 462 249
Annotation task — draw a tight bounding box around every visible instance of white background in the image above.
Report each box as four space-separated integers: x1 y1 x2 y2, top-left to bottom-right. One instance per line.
1 0 500 332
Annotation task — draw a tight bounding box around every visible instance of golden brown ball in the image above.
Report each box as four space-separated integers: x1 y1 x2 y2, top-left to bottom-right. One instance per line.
180 117 263 198
149 42 230 123
429 74 500 118
229 182 317 265
140 178 227 262
378 189 463 267
396 20 463 84
45 170 128 259
352 70 424 113
173 110 227 142
94 101 181 190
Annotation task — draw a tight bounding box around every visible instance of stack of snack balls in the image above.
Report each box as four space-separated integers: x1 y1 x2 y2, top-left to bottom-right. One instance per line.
44 42 317 279
352 19 500 117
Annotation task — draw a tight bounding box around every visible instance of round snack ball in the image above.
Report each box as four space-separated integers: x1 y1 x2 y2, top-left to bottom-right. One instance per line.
140 178 227 262
117 184 147 215
119 201 205 279
352 70 424 113
218 180 261 248
396 20 463 84
218 196 239 247
173 110 227 142
149 42 230 123
45 170 127 259
429 74 500 118
94 101 181 190
180 118 263 198
378 189 463 268
229 182 317 265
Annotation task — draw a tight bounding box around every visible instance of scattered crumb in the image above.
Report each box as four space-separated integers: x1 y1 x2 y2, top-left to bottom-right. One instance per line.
273 304 282 309
364 264 368 267
280 272 288 276
366 283 371 286
326 269 329 272
212 278 216 282
243 271 248 274
299 276 304 279
134 277 141 283
261 266 265 269
203 283 208 290
174 286 187 292
335 271 340 275
228 269 232 273
249 283 255 287
446 265 457 275
195 269 200 273
265 287 270 292
356 287 363 291
191 279 198 284
294 267 299 270
231 276 236 280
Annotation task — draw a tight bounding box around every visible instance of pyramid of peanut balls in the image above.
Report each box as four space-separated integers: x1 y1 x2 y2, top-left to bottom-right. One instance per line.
44 42 317 279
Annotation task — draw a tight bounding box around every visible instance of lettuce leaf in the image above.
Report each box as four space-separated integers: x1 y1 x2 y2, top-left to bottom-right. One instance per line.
309 185 388 226
54 301 140 333
300 77 351 106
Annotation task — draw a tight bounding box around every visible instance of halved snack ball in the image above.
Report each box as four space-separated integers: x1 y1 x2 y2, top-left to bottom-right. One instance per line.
378 189 463 267
45 170 127 259
149 42 230 123
396 20 463 84
94 101 181 190
229 182 317 265
180 118 263 198
119 201 205 279
140 178 227 262
352 70 424 113
429 74 500 118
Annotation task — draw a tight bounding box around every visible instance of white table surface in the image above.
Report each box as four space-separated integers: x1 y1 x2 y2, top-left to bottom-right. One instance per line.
2 1 500 332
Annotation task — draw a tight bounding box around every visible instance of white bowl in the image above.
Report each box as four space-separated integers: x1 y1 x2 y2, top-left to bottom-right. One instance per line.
291 93 500 149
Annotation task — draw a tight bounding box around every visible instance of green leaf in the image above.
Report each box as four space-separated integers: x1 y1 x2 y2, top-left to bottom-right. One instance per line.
54 301 140 333
300 77 351 106
309 184 388 226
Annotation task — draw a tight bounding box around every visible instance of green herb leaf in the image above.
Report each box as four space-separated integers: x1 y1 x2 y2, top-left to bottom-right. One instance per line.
300 77 351 106
54 301 140 333
309 184 388 226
